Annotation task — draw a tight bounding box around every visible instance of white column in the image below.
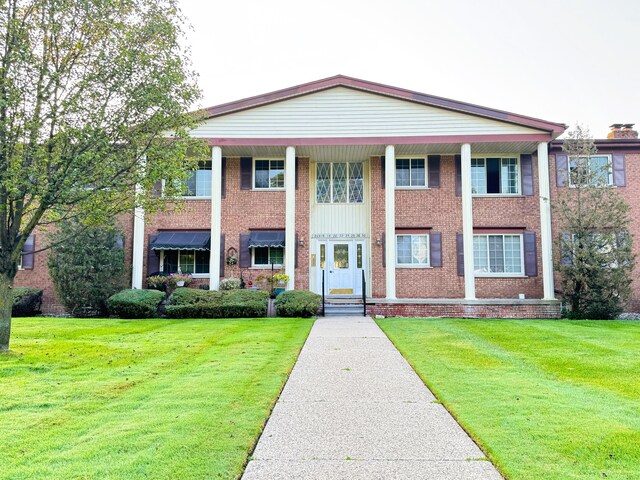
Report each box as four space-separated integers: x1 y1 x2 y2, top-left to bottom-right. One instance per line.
285 146 296 290
384 145 396 299
537 142 555 300
461 143 476 300
209 146 222 290
131 156 146 289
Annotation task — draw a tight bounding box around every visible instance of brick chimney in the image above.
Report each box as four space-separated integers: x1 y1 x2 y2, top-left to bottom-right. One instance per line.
607 123 638 139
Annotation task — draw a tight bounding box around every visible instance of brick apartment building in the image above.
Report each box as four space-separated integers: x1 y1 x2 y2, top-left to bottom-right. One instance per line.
13 76 640 317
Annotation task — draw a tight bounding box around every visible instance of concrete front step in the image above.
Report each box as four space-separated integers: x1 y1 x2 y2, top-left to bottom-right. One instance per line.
323 304 367 316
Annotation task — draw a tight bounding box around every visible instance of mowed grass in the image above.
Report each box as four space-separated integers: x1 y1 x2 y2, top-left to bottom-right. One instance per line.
1 317 313 479
377 318 640 480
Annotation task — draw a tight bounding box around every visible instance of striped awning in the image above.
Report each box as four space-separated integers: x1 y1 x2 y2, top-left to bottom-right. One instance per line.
150 231 210 251
248 231 285 248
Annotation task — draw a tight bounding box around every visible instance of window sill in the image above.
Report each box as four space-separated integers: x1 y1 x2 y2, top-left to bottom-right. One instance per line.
397 265 432 269
180 196 212 200
472 194 522 198
395 186 429 190
252 188 285 192
251 265 283 269
475 274 526 278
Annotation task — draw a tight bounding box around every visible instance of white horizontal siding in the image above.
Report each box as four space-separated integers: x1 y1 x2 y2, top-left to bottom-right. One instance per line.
192 87 543 139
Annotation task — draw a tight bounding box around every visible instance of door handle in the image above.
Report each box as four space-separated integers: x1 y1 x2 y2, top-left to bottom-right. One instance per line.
330 270 334 273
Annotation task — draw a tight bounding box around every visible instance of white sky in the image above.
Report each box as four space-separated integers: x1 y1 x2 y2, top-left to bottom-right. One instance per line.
179 0 639 138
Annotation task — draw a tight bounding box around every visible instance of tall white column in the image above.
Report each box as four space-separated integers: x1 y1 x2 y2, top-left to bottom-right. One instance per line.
537 142 555 300
131 156 146 289
384 145 396 299
209 146 222 290
131 204 145 289
285 146 296 290
461 143 476 300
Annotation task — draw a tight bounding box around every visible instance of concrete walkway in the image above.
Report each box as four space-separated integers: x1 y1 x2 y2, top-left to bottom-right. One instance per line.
242 316 502 479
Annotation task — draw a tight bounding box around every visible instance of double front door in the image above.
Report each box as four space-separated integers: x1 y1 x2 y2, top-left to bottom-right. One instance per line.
319 240 366 296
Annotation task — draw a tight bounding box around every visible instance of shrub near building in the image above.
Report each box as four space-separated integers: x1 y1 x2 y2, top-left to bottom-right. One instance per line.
164 289 269 319
274 291 321 318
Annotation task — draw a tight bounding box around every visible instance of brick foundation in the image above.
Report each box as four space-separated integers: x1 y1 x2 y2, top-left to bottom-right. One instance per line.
369 300 561 319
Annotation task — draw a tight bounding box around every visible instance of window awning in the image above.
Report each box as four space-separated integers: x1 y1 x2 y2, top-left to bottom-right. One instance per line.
151 231 210 251
248 231 285 248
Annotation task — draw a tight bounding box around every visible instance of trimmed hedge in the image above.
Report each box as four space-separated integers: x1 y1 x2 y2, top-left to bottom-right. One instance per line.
167 288 219 305
274 290 321 318
107 289 165 319
12 287 43 317
165 288 269 319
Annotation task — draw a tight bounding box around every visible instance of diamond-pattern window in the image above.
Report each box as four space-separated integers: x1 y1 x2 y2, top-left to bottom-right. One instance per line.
316 162 364 204
349 163 364 203
316 163 331 203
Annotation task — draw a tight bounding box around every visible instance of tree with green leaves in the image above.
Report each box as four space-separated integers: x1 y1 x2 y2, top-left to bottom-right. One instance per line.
0 0 205 349
554 125 635 319
48 220 128 316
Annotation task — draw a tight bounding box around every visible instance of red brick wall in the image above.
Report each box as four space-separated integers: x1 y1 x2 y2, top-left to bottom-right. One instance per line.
371 154 544 301
145 157 309 290
549 151 640 312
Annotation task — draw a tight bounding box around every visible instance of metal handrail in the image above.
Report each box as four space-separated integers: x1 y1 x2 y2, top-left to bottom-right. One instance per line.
321 270 326 316
362 270 367 317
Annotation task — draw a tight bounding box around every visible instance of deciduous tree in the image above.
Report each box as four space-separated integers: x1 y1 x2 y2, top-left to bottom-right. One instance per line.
0 0 204 349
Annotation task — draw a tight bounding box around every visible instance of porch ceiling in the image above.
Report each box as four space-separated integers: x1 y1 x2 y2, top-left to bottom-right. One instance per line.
217 141 541 161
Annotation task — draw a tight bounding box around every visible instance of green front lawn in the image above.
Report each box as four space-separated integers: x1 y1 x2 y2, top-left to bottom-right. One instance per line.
377 318 640 480
1 317 313 479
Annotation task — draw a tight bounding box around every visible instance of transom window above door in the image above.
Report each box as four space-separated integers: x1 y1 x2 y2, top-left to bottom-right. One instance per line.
471 157 519 195
316 162 364 204
396 158 426 187
254 159 285 189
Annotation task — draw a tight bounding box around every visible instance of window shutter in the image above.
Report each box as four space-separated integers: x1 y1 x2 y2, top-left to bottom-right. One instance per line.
556 154 568 187
381 233 386 268
21 234 35 270
147 234 160 276
430 232 442 267
151 181 162 198
523 231 538 277
295 233 299 268
612 153 626 187
219 234 225 277
239 233 251 268
456 233 464 276
240 157 252 190
521 154 534 196
428 155 441 188
455 155 462 196
560 233 573 266
295 157 299 190
221 157 227 198
115 233 124 250
380 156 386 189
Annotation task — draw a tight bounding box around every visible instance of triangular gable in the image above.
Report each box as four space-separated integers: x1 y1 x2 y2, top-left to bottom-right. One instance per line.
191 86 558 140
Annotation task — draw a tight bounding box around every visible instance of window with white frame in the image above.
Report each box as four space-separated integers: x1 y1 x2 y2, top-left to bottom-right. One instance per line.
396 158 426 187
569 232 624 268
396 234 430 266
162 250 210 274
471 157 519 194
316 162 364 203
183 161 212 197
252 246 284 267
254 159 285 189
473 234 523 275
569 155 612 187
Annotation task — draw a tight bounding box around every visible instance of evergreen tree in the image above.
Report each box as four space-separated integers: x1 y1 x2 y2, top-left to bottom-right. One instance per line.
555 125 635 318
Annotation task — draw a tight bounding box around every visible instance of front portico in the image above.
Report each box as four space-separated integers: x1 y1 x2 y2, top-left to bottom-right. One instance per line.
132 75 565 316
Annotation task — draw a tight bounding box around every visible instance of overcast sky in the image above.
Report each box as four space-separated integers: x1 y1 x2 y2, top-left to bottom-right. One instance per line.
179 0 639 138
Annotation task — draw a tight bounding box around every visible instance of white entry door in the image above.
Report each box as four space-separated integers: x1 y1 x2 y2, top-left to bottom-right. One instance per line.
319 240 366 296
